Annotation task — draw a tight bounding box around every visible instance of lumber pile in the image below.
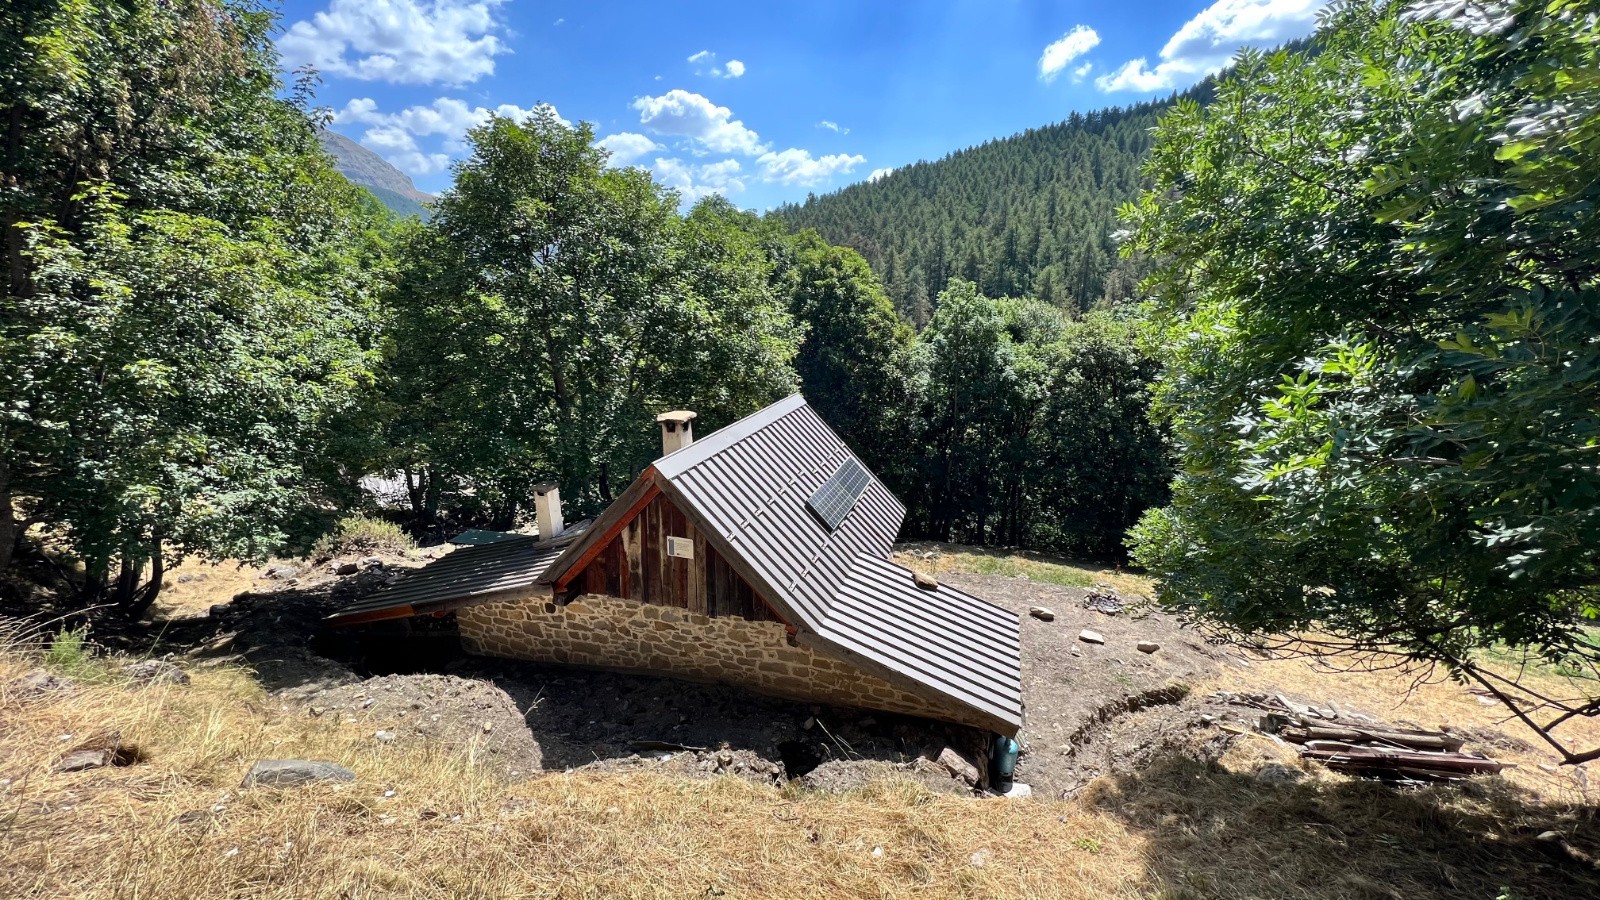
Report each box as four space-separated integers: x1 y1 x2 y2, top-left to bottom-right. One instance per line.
1211 691 1512 782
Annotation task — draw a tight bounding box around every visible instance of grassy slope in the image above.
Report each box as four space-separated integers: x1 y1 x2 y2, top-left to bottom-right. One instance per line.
4 552 1600 898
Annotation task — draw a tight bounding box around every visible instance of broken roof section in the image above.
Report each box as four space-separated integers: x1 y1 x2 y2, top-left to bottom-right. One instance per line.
324 527 583 627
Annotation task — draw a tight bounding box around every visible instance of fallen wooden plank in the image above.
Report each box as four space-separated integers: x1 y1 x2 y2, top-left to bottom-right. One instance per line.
1279 724 1465 753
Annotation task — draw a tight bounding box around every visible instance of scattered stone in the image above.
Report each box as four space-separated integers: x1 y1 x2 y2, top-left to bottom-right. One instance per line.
1078 630 1105 645
10 668 75 698
361 556 384 568
309 706 326 718
56 749 112 773
418 808 440 820
241 760 356 788
176 574 195 584
1083 588 1124 615
481 722 493 733
120 659 191 686
1028 607 1055 622
937 747 981 786
1199 715 1218 726
264 565 300 580
969 849 991 868
801 716 816 731
912 571 939 591
1256 763 1306 784
333 561 359 576
1136 641 1160 654
374 730 397 744
1000 782 1032 799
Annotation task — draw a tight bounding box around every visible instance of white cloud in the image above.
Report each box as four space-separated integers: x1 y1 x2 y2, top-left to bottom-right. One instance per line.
651 157 746 201
817 120 850 134
688 50 746 79
868 167 894 182
278 0 509 86
756 148 866 186
597 132 663 167
1097 0 1325 92
1071 61 1094 83
334 97 565 175
632 90 766 155
1038 25 1101 83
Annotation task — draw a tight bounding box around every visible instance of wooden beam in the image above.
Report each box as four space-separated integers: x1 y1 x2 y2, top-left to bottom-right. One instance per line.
553 478 662 591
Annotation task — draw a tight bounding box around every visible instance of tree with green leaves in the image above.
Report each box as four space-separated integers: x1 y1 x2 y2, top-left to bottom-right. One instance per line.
380 114 799 525
1 0 387 612
1127 0 1600 762
778 230 918 494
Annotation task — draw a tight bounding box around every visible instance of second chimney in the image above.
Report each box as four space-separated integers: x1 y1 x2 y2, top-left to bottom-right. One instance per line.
532 481 564 541
657 410 697 456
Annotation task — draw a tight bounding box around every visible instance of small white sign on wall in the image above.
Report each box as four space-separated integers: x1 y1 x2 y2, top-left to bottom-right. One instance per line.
666 536 695 559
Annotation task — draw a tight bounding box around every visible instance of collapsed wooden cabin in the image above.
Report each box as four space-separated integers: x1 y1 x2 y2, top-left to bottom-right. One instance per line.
328 395 1024 737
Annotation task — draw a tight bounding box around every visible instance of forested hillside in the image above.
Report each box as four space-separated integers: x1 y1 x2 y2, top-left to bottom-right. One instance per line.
775 98 1186 324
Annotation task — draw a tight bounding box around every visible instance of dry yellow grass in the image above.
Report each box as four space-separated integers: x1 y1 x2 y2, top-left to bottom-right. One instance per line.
7 544 1600 899
0 643 1150 899
3 634 1598 899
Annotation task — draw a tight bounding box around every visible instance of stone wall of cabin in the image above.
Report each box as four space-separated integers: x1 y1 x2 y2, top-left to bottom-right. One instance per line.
456 590 989 729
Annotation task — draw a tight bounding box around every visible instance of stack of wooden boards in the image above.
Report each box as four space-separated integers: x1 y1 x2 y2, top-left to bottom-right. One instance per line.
1215 691 1511 781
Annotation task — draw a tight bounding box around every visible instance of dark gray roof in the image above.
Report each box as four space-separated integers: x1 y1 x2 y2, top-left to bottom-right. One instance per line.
815 554 1023 730
325 527 582 626
641 394 1023 733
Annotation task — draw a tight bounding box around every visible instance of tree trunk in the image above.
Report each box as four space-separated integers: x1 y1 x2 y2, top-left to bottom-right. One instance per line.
124 534 165 618
0 455 15 573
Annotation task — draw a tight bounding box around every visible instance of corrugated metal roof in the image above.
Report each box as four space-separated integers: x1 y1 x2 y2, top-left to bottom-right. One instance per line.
325 525 586 626
641 394 1023 733
814 554 1023 731
448 529 527 546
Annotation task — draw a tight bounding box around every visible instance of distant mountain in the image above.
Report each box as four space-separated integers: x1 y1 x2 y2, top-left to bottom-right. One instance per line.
318 130 434 220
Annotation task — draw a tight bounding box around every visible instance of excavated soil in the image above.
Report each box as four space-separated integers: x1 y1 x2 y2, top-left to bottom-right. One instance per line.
50 548 1402 797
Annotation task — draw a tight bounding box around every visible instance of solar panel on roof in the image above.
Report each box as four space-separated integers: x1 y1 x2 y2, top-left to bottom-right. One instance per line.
807 459 869 530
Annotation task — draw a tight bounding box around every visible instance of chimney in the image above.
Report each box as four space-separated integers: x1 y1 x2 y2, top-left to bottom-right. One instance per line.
656 410 697 456
533 481 564 540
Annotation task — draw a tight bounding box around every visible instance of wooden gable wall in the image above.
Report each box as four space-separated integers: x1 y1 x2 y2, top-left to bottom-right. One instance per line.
574 492 780 623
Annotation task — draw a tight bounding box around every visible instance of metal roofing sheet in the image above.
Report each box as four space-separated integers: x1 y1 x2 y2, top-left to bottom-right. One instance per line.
655 396 906 626
647 394 1022 732
326 526 584 625
813 554 1024 731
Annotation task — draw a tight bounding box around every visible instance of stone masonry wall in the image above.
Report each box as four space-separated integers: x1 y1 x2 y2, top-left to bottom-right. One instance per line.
457 592 985 729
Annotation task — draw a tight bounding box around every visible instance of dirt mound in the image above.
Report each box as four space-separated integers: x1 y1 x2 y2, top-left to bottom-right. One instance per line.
302 673 540 776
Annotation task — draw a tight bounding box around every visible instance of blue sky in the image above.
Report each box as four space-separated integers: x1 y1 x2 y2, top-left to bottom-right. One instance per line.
276 0 1327 209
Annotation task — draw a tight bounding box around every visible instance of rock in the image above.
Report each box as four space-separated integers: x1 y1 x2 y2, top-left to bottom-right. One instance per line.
264 565 299 580
374 730 397 744
969 849 991 868
361 556 384 568
11 668 75 698
56 749 111 773
912 571 938 591
1000 782 1032 799
937 747 981 786
801 716 816 731
1083 589 1124 615
1256 763 1306 784
1136 641 1160 654
120 659 191 686
241 760 356 788
1078 629 1106 645
1028 607 1055 622
333 561 359 576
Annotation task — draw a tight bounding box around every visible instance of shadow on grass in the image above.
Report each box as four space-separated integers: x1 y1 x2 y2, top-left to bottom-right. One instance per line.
1087 755 1600 900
